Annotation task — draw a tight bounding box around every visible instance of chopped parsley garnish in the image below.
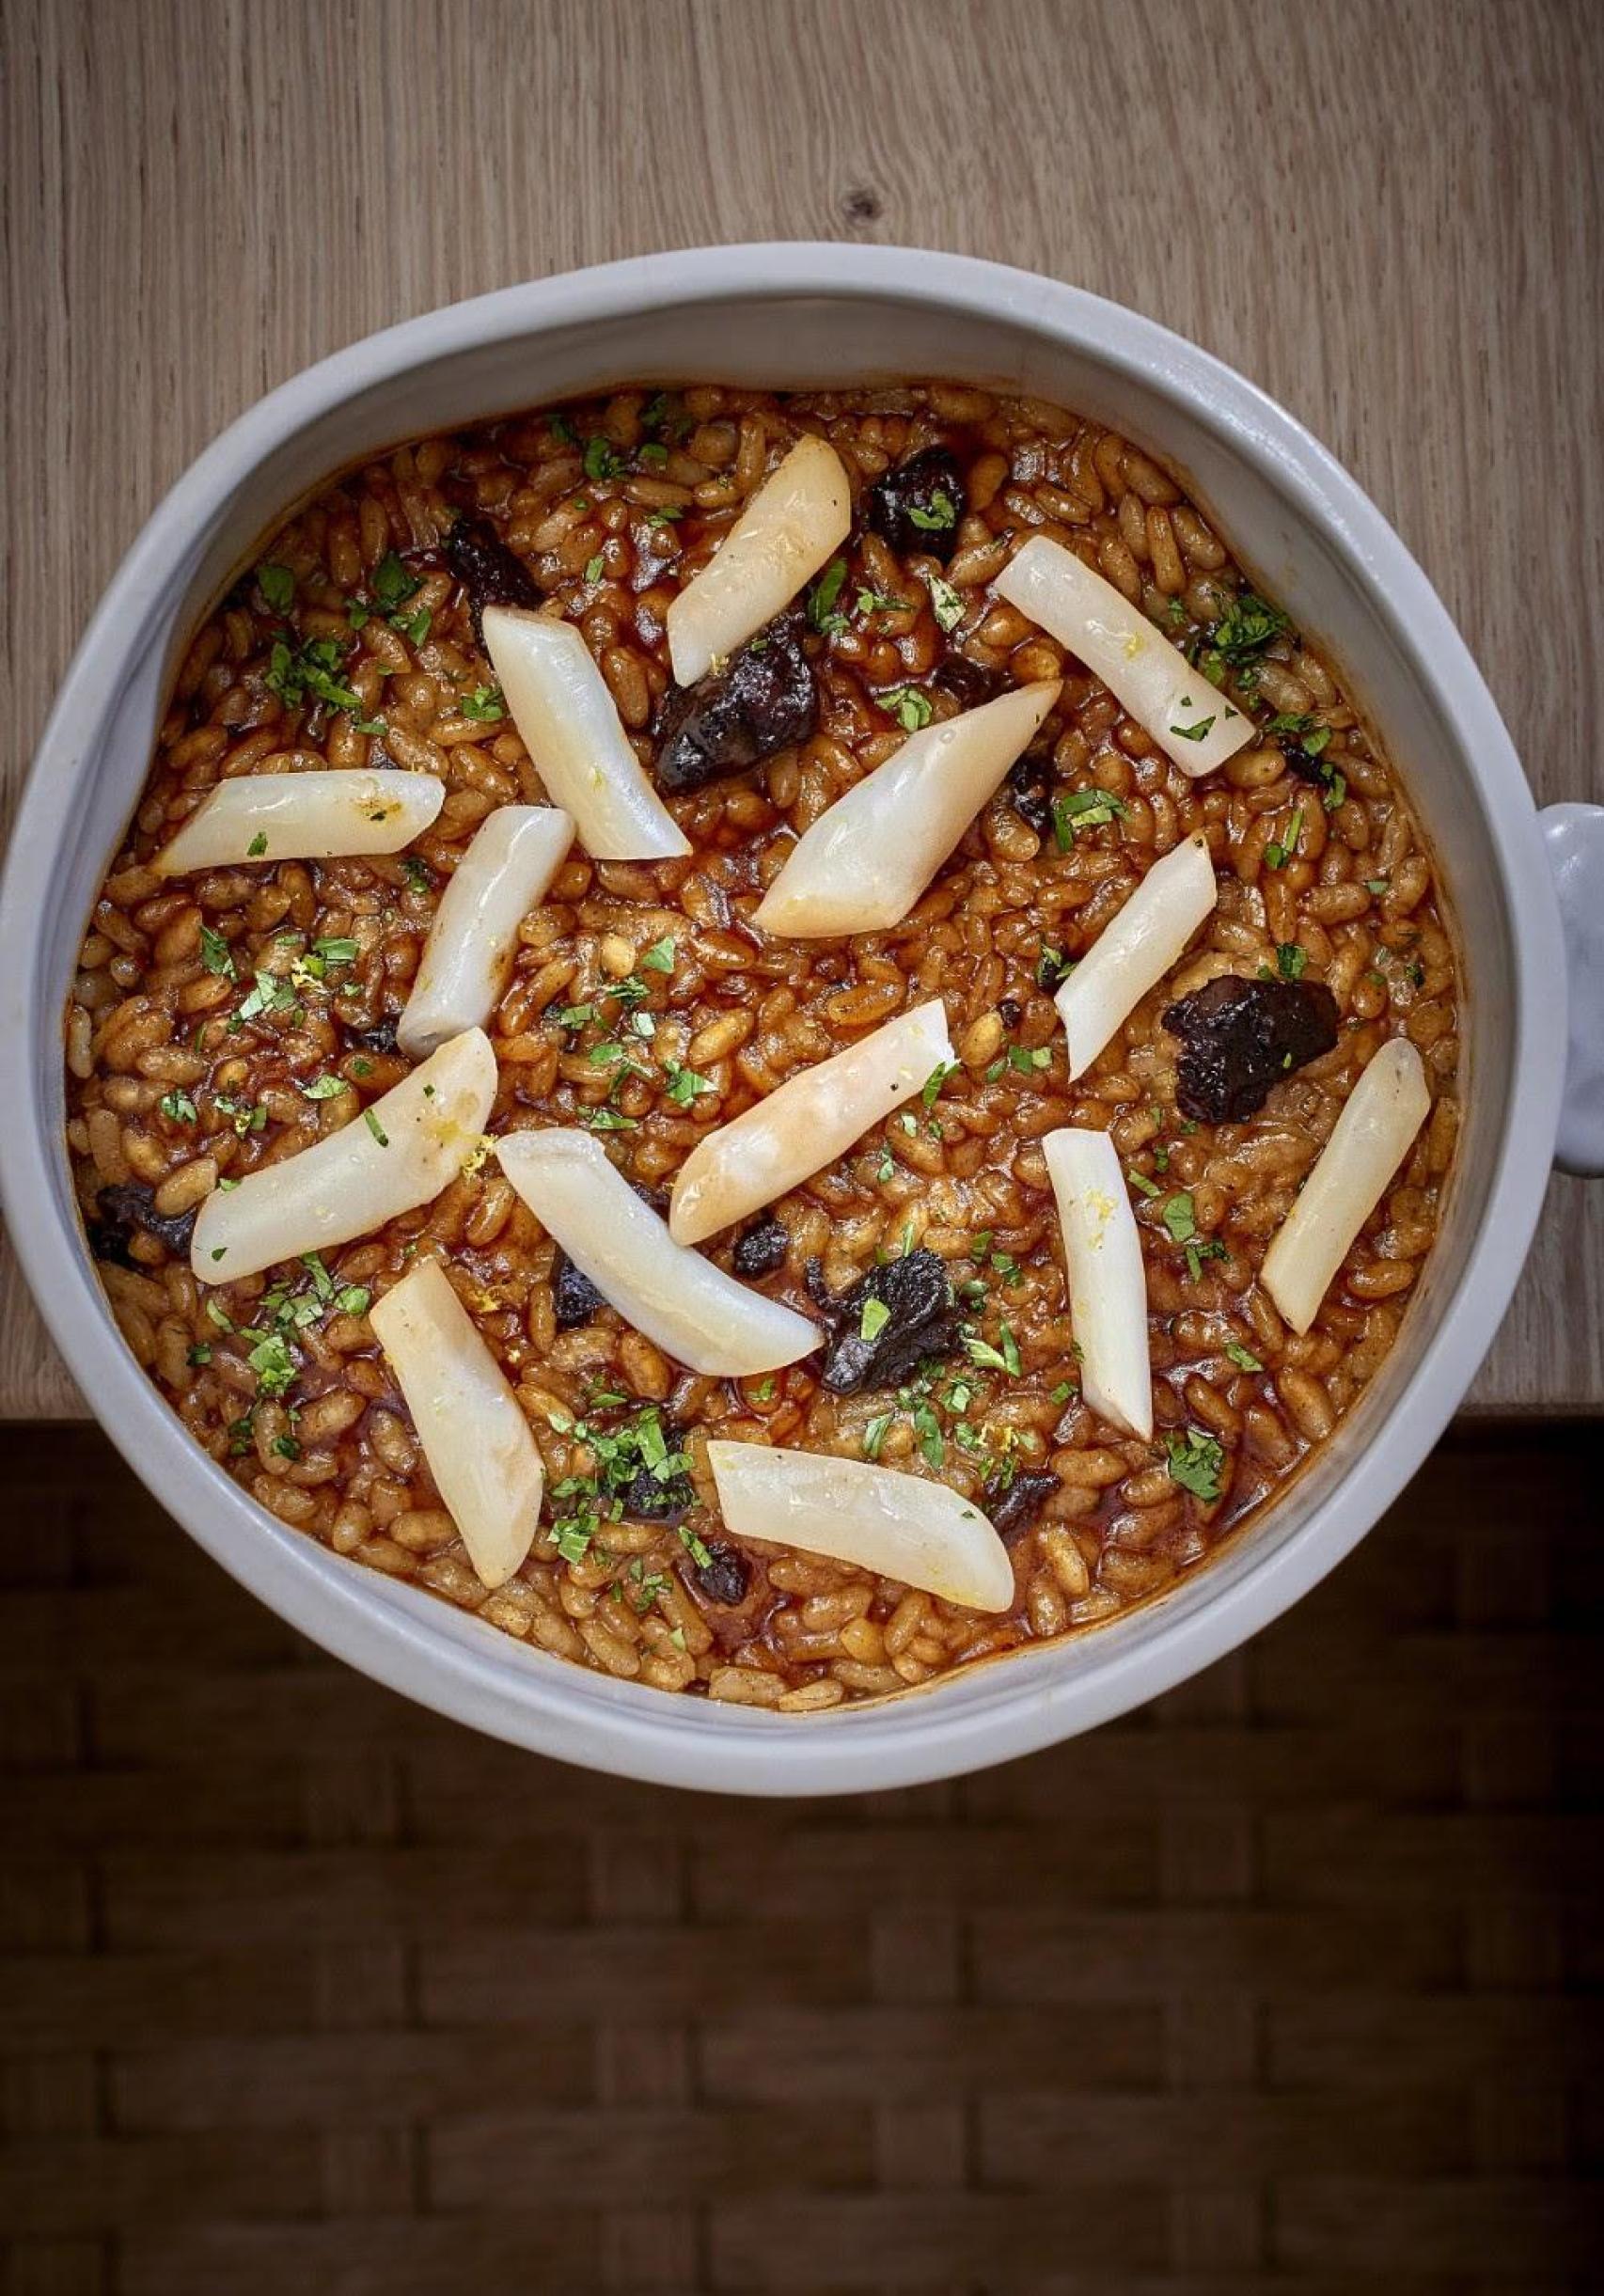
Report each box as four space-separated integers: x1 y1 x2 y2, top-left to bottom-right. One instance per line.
198 925 235 980
855 585 904 619
913 1401 945 1469
584 553 605 586
1203 592 1288 681
461 684 506 722
1169 712 1217 742
859 1297 892 1345
245 1331 297 1397
907 489 958 533
665 1062 713 1107
1051 787 1129 850
159 1089 197 1125
644 508 683 529
238 968 299 1024
963 1323 1022 1376
402 857 433 895
298 1074 347 1100
580 1108 637 1132
809 556 849 636
1364 877 1390 896
256 562 295 614
1007 1044 1051 1076
1268 713 1332 761
921 1061 958 1111
363 1109 389 1146
861 1411 892 1461
550 413 577 446
1160 1192 1198 1245
925 572 965 633
246 831 268 857
312 936 359 965
373 554 420 612
1127 1168 1162 1199
1264 809 1304 871
1167 1426 1225 1502
265 635 370 721
583 435 624 481
213 1093 267 1136
881 684 935 733
639 936 677 973
1225 1340 1264 1372
187 1344 212 1367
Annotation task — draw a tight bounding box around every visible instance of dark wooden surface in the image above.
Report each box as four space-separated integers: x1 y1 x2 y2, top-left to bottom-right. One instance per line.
2 1422 1599 2291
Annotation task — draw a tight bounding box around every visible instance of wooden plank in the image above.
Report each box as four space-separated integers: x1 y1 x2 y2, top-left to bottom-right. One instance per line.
2 0 1600 1418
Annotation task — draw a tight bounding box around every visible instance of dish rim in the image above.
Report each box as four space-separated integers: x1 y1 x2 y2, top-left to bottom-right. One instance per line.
0 243 1565 1794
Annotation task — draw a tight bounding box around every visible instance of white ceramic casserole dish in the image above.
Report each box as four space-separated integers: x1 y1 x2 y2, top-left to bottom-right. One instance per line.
2 244 1599 1795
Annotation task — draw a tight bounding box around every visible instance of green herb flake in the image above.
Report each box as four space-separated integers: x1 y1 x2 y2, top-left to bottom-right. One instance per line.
665 1062 714 1107
907 488 958 533
1049 1380 1076 1405
237 968 300 1024
256 562 295 614
372 553 420 613
461 684 506 723
1167 1425 1226 1502
882 684 935 733
584 553 605 586
861 1411 892 1460
583 435 623 481
198 925 236 980
1127 1168 1162 1199
925 572 965 633
1170 713 1217 743
1264 808 1304 872
265 634 368 719
298 1074 346 1100
1051 787 1130 851
580 1107 638 1132
639 936 677 973
364 1109 389 1147
921 1061 958 1111
159 1088 197 1125
246 831 269 857
246 1330 297 1397
1226 1340 1264 1372
1277 942 1308 982
859 1297 892 1345
1161 1192 1198 1245
808 555 849 635
312 936 359 965
913 1401 946 1469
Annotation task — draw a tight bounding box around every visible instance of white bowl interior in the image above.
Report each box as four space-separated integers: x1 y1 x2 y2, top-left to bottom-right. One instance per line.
8 256 1552 1792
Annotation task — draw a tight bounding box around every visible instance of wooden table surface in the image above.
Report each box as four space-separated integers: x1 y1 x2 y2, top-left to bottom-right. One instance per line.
3 0 1600 1418
4 1419 1600 2292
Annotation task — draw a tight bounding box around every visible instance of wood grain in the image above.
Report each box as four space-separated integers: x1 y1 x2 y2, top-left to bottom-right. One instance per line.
2 1422 1600 2288
3 0 1600 1416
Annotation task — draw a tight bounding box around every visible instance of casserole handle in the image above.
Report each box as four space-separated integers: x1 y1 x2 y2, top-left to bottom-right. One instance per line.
1541 803 1604 1175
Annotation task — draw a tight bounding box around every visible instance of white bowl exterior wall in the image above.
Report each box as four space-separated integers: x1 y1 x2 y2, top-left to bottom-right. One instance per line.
0 248 1565 1794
